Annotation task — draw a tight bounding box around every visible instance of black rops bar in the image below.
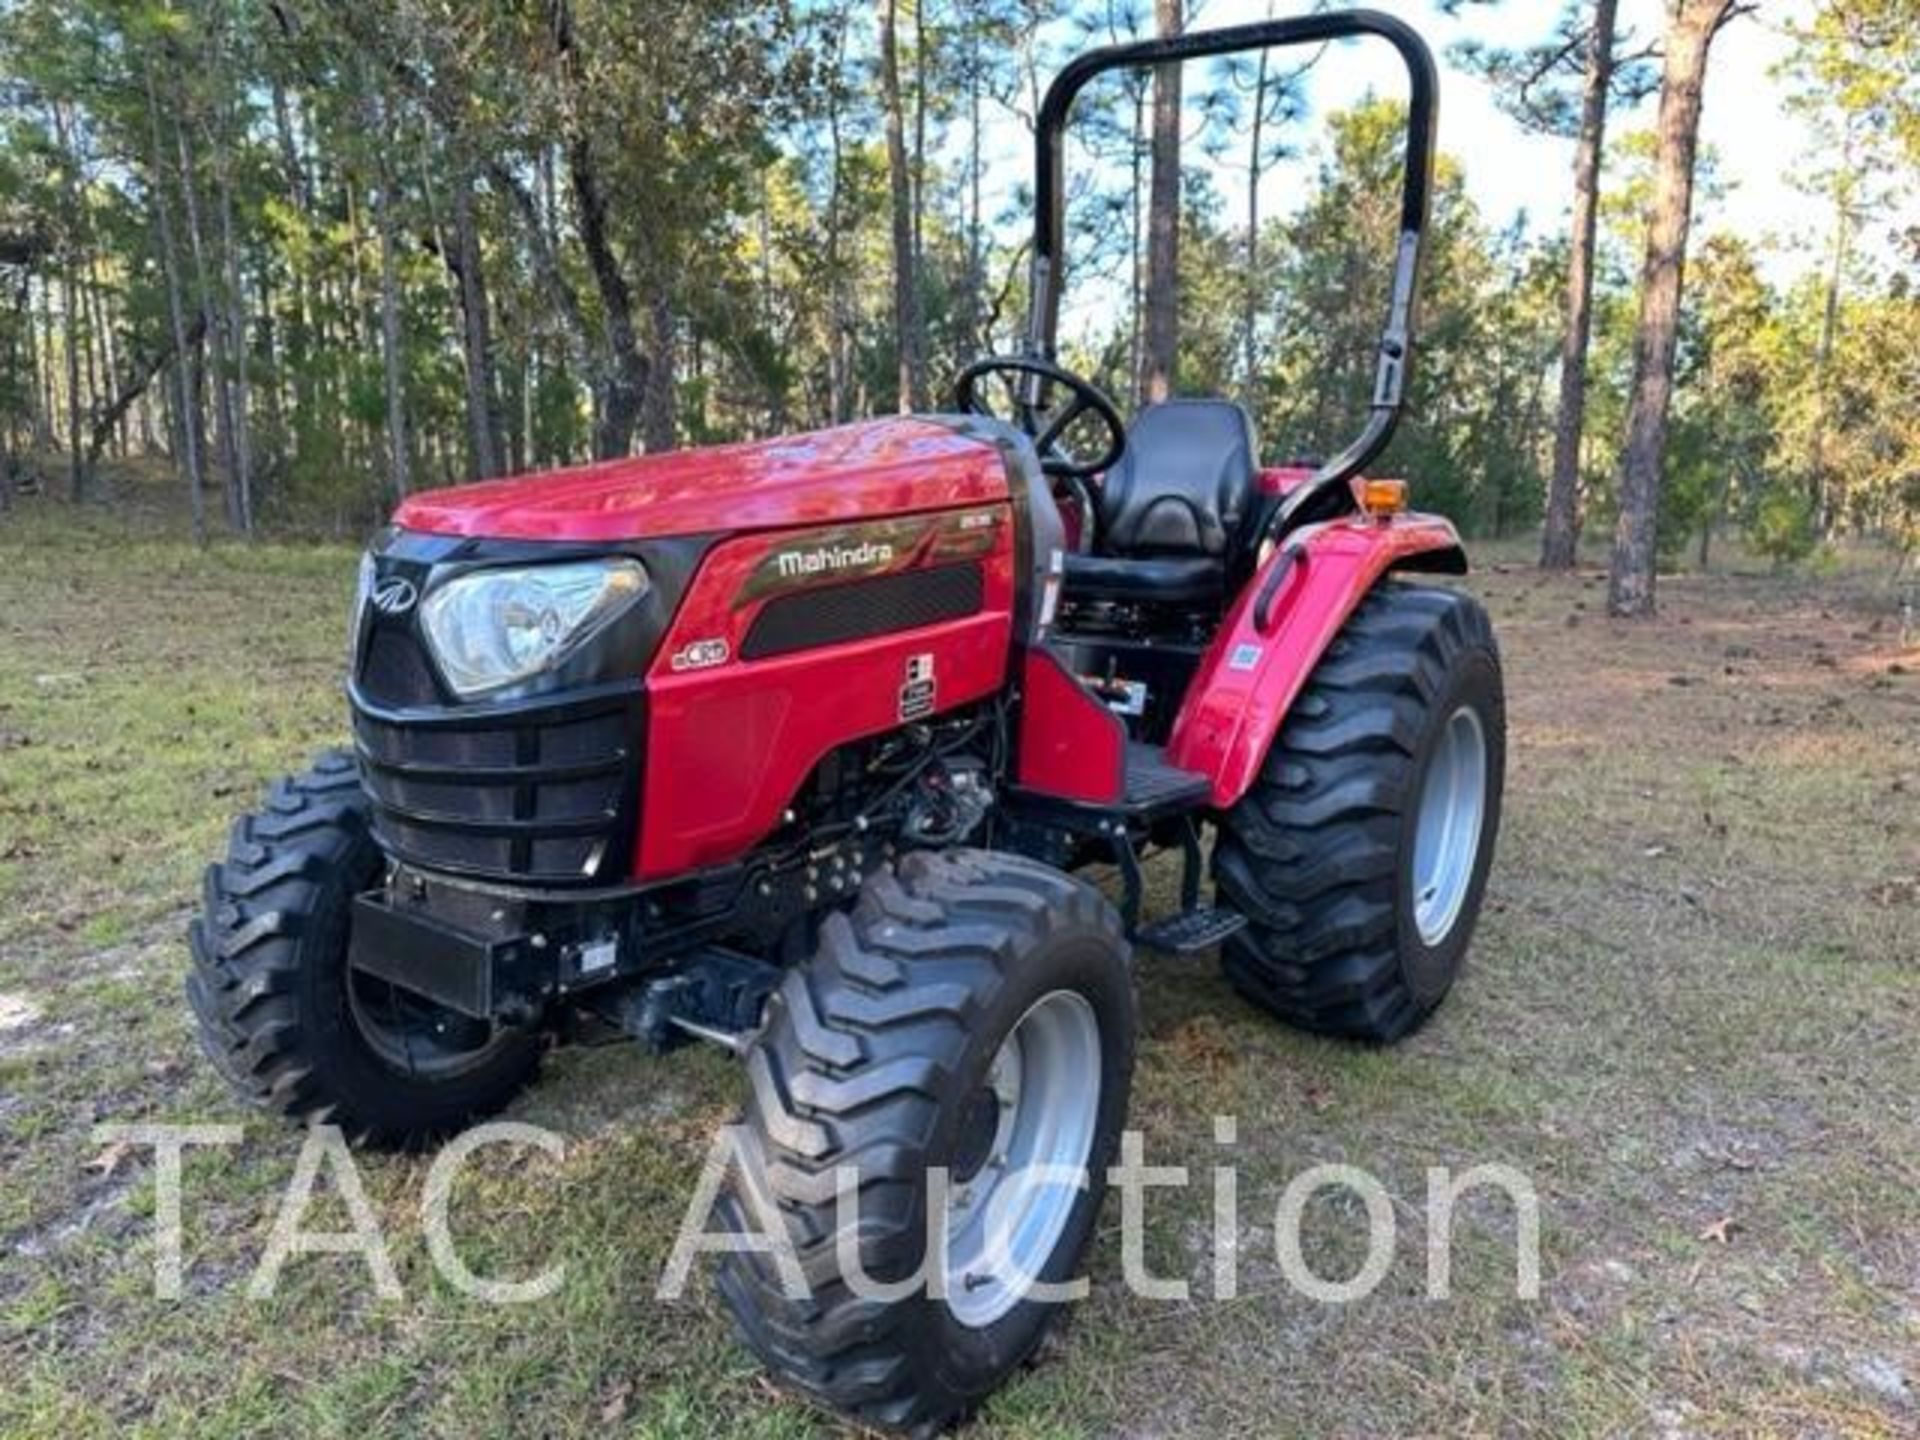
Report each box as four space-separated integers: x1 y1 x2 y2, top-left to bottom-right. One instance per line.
1028 9 1439 543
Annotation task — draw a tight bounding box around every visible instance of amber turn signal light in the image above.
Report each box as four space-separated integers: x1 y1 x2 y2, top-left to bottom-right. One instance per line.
1359 478 1408 517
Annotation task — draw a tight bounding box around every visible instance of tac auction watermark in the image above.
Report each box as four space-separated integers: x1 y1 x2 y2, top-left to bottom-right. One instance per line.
92 1119 1541 1308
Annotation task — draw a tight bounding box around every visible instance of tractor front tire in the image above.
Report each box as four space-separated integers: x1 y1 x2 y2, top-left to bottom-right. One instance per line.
1214 583 1504 1042
716 849 1135 1434
186 750 540 1147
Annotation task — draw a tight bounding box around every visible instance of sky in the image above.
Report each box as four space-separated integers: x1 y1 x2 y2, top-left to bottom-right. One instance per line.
970 0 1883 342
1227 0 1829 274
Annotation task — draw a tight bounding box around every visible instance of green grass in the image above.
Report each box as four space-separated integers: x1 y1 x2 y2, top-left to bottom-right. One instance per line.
1 497 1915 1437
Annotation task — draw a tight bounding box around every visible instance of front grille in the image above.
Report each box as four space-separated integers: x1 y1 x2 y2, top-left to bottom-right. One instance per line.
359 628 441 707
353 684 641 886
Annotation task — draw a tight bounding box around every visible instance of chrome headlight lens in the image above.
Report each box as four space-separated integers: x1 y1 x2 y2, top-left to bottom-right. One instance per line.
419 559 650 699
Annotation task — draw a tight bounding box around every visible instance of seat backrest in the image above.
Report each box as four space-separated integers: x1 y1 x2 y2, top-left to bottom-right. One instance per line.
1096 399 1258 558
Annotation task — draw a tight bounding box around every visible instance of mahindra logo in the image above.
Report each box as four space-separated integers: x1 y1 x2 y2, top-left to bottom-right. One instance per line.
371 577 418 616
774 540 895 580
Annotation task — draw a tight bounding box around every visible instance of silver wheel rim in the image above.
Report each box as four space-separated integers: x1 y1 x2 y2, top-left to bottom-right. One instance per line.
1412 705 1489 946
942 989 1102 1330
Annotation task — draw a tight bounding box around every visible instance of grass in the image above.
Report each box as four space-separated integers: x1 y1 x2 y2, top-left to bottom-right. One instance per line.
1 495 1916 1438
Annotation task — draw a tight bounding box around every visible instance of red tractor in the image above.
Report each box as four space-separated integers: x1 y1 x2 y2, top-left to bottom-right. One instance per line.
188 12 1500 1431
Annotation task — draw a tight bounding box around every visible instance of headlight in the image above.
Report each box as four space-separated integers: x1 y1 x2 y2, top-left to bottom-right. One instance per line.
419 559 650 699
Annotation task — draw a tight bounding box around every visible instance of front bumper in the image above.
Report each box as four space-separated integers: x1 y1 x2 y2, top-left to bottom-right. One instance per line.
348 882 629 1020
347 868 781 1047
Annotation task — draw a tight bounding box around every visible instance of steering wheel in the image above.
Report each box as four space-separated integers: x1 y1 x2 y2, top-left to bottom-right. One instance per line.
955 355 1126 552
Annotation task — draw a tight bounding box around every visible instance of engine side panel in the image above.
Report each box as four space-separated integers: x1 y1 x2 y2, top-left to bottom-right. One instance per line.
636 506 1017 877
1166 511 1467 809
1013 647 1127 804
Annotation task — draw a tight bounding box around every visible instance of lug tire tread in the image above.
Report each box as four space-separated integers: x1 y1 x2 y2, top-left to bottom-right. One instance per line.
719 849 1127 1433
186 749 538 1147
1214 583 1501 1042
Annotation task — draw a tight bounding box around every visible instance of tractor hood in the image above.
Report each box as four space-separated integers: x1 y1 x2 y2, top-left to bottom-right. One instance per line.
393 417 1013 543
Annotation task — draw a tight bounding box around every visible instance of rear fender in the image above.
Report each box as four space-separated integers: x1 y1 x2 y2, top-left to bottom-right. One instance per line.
1165 511 1466 809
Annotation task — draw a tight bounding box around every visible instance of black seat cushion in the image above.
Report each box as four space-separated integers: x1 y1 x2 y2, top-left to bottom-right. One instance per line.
1096 399 1258 559
1061 552 1224 605
1060 399 1257 606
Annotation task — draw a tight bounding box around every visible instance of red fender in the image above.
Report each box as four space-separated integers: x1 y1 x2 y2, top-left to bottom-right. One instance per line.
1166 511 1466 809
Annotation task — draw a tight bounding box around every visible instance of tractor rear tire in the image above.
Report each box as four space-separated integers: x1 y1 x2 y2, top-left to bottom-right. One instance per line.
1214 583 1504 1042
186 749 540 1147
716 849 1135 1434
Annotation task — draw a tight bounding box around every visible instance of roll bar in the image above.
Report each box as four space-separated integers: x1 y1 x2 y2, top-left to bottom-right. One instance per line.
1027 9 1439 540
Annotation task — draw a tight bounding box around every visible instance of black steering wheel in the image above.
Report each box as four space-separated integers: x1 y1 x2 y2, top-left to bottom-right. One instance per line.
955 354 1126 479
955 355 1126 554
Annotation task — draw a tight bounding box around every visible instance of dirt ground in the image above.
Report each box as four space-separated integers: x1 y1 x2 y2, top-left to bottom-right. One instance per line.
0 501 1915 1438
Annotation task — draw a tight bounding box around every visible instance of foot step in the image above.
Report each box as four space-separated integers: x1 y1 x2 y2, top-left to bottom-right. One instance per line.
1121 742 1212 816
1137 906 1248 956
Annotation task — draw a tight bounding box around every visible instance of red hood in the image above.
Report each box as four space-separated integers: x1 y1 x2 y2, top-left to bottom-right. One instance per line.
393 418 1010 543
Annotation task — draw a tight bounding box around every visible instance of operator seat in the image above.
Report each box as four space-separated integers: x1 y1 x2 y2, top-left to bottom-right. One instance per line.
1062 398 1258 606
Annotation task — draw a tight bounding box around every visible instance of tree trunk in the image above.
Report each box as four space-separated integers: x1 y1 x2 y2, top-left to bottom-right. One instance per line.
215 121 254 532
2 270 27 505
269 80 312 462
86 252 124 458
1243 45 1270 395
1130 80 1145 397
256 240 285 459
964 19 985 356
1809 121 1855 533
144 61 207 544
33 273 56 453
518 340 534 470
825 40 851 425
76 268 103 470
567 134 648 459
189 322 211 496
450 168 505 478
1542 0 1619 570
60 266 84 501
880 0 924 413
912 0 928 297
1607 0 1735 617
173 98 241 530
754 173 785 430
372 110 411 500
1142 0 1184 406
642 287 676 453
48 103 85 502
